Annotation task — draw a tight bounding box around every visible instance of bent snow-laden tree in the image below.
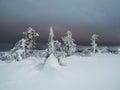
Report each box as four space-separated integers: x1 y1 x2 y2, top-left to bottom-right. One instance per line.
91 34 99 54
0 38 26 61
11 38 26 61
45 27 61 57
43 27 61 68
23 27 39 57
62 30 76 56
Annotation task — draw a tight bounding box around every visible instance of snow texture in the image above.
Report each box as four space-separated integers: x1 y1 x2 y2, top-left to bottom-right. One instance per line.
44 53 60 70
0 53 120 90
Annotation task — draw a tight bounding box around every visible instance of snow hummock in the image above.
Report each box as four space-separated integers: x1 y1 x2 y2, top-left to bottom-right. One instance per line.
44 53 60 69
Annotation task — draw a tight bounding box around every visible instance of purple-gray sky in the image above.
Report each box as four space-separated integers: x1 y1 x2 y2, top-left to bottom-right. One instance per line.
0 0 120 48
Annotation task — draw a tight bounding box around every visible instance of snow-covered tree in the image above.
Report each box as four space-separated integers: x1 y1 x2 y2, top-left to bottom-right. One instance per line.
91 34 99 54
11 38 26 61
46 27 61 56
23 27 39 57
54 40 62 52
43 27 61 67
48 27 55 55
62 30 76 56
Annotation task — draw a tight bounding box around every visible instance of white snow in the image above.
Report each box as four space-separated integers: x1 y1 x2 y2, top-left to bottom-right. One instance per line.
0 53 120 90
44 54 60 69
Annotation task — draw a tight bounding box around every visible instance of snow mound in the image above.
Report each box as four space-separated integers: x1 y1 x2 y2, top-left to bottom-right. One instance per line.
44 54 60 69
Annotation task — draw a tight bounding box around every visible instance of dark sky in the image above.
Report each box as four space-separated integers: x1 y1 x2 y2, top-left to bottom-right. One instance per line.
0 0 120 48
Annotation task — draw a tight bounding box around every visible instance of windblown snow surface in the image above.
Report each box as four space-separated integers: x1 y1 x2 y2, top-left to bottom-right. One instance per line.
0 53 120 90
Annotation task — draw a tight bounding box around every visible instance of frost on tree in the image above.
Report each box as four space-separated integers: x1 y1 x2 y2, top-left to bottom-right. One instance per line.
48 27 55 55
0 39 26 61
43 27 60 68
62 30 76 56
11 38 26 61
23 27 39 57
45 27 61 57
91 34 99 54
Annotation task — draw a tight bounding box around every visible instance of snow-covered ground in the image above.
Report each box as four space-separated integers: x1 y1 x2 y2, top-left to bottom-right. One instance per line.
0 53 120 90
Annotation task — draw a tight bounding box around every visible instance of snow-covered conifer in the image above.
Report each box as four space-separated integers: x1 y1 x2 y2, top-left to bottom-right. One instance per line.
48 27 55 55
62 30 76 56
11 38 26 61
23 27 39 57
91 34 99 54
54 40 61 53
46 27 61 56
43 27 61 67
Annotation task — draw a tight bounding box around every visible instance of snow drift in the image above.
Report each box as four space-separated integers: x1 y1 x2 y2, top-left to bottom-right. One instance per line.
44 54 60 70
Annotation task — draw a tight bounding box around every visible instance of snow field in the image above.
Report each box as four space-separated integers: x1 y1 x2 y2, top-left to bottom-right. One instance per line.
0 53 120 90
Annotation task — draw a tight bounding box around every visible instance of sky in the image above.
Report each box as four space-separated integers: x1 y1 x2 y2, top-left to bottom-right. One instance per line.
0 0 120 50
